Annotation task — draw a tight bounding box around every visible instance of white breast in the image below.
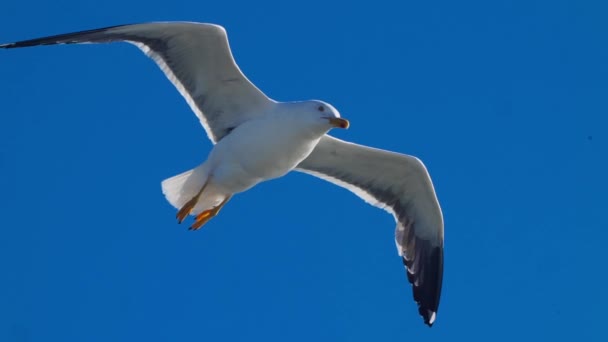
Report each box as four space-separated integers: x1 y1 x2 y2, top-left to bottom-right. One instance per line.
205 114 324 194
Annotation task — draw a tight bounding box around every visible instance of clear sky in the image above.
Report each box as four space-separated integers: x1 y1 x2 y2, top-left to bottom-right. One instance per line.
1 0 607 341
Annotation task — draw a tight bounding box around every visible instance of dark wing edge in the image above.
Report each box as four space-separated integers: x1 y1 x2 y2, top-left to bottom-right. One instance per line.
0 24 130 48
396 213 444 326
297 135 444 326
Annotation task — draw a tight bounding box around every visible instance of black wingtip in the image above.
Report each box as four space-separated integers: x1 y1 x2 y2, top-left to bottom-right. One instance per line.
403 242 444 327
0 24 132 49
422 309 436 327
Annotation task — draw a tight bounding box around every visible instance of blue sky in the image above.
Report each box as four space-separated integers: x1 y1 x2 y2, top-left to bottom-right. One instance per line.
1 0 607 341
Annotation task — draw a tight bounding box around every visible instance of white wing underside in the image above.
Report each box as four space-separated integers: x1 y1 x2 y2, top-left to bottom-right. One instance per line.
0 22 274 143
296 135 444 325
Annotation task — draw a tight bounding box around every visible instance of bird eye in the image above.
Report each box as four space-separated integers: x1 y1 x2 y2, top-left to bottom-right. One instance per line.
318 105 325 112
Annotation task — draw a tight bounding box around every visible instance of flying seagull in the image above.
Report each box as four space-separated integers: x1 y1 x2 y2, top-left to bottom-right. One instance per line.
1 22 444 326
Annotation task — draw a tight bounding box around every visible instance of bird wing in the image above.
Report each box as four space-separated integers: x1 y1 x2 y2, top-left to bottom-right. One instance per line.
296 135 444 326
0 22 274 143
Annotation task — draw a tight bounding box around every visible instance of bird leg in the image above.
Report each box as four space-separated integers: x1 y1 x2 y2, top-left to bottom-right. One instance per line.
176 180 210 224
189 195 232 231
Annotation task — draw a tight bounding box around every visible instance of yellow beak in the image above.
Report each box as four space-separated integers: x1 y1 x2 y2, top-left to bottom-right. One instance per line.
328 117 350 129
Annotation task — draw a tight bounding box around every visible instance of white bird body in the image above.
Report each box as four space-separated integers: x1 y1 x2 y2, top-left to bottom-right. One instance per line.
163 101 340 214
212 103 333 185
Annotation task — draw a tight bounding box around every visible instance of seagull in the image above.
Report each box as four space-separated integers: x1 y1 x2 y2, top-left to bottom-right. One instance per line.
1 22 444 326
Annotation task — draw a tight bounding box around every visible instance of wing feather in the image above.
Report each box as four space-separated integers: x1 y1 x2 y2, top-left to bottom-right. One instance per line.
297 135 444 326
0 22 274 142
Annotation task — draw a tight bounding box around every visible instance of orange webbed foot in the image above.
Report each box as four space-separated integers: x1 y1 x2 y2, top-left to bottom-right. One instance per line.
188 195 232 231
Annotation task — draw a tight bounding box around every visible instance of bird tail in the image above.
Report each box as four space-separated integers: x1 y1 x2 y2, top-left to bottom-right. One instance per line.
161 165 226 215
161 164 208 209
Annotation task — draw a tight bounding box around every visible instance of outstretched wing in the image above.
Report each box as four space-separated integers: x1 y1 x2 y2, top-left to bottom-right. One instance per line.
297 135 444 326
0 22 274 142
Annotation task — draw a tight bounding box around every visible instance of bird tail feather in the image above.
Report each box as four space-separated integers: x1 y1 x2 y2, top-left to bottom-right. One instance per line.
161 166 206 210
161 165 226 215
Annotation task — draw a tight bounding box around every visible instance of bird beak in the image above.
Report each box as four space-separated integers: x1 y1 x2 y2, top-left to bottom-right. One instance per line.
328 117 350 129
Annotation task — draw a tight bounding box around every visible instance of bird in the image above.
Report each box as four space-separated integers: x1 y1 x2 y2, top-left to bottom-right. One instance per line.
1 22 444 326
